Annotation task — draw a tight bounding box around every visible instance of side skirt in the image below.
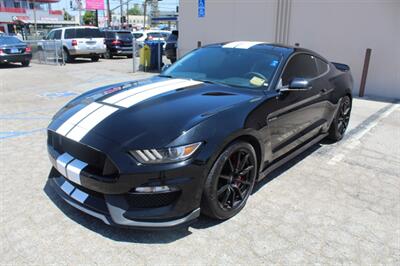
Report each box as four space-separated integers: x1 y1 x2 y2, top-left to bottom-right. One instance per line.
258 132 328 181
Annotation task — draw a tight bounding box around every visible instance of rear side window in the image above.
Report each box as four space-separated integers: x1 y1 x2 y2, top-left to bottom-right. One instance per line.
53 30 61 40
64 28 103 39
316 57 329 75
282 54 318 85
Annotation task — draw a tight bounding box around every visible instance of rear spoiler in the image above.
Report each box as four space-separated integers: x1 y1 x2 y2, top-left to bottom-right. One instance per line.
332 62 350 72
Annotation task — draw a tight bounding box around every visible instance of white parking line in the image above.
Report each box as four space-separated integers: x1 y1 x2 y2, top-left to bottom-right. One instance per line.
327 103 398 165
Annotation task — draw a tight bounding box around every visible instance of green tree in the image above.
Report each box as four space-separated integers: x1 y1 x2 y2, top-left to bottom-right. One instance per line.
128 4 142 15
83 11 95 25
63 9 72 21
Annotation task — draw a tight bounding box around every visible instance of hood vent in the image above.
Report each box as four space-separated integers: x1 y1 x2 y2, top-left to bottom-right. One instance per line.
202 91 235 96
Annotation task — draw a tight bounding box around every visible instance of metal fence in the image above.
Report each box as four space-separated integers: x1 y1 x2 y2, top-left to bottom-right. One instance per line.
25 40 65 66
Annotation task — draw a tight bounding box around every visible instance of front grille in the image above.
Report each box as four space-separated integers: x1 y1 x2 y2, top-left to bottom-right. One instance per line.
48 130 118 177
126 191 181 208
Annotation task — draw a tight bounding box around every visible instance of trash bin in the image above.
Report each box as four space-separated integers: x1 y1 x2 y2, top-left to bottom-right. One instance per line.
144 40 163 71
139 44 151 71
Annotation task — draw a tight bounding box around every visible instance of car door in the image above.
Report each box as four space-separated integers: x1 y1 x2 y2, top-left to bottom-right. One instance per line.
268 53 327 160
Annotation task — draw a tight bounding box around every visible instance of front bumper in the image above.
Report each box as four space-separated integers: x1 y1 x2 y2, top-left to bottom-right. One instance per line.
47 136 205 229
0 53 32 63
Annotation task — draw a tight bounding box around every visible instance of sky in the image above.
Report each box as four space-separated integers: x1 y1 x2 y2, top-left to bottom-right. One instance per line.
53 0 179 16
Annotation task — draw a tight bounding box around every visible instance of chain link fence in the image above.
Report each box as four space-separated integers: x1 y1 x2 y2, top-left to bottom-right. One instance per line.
25 40 65 66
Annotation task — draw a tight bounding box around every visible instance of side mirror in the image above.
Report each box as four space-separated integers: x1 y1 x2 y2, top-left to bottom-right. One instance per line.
280 78 312 92
161 64 171 72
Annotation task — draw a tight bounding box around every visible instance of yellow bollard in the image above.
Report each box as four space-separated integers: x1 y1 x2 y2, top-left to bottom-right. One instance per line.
139 45 151 71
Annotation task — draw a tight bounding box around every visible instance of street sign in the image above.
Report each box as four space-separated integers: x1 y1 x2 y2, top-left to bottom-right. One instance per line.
86 0 104 11
198 0 205 18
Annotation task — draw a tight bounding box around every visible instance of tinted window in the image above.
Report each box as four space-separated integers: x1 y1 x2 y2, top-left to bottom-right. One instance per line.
64 28 103 39
147 32 162 38
132 33 143 39
46 31 55 40
282 54 318 85
163 47 281 89
116 32 132 40
0 36 23 44
53 30 61 40
167 32 177 42
316 57 329 75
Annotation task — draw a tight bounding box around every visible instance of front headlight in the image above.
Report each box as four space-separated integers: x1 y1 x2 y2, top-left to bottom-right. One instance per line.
130 142 202 164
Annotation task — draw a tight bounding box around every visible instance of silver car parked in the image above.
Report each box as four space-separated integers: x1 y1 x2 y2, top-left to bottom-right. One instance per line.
44 26 105 63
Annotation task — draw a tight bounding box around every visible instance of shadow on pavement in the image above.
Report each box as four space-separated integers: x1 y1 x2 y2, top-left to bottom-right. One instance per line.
252 142 324 194
0 62 27 68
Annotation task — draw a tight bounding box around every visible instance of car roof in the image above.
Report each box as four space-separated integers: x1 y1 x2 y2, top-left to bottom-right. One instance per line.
53 26 99 31
204 41 324 58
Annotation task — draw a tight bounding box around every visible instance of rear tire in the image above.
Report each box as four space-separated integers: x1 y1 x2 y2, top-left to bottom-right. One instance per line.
63 48 74 63
21 60 30 67
328 95 352 141
201 141 258 220
91 55 100 62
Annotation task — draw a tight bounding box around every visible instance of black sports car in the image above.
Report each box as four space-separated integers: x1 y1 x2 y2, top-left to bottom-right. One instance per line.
47 42 353 229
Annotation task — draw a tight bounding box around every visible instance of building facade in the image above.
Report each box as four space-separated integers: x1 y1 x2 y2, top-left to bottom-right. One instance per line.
179 0 400 99
0 0 76 38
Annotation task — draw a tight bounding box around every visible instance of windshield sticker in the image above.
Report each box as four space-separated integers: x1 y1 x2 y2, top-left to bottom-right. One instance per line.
270 60 279 67
250 76 266 87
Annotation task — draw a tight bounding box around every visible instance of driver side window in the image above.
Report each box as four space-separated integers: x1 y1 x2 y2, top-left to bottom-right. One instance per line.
281 54 318 86
46 31 55 40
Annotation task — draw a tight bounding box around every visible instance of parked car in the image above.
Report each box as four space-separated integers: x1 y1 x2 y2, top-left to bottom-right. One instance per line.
165 30 178 63
0 35 32 66
132 30 170 49
102 30 135 59
47 42 353 229
42 26 105 63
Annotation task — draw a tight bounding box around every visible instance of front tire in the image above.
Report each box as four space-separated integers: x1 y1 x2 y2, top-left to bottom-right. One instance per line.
91 55 100 62
104 49 113 59
328 95 352 141
201 141 258 220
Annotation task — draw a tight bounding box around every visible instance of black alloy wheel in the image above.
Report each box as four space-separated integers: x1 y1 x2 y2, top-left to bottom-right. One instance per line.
328 95 352 141
202 141 258 220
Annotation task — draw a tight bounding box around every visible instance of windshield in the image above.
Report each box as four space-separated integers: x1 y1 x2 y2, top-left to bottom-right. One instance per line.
162 47 281 89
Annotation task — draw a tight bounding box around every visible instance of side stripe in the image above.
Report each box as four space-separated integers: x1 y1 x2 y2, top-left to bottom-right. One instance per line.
116 80 203 108
102 78 187 104
66 105 118 142
56 102 103 136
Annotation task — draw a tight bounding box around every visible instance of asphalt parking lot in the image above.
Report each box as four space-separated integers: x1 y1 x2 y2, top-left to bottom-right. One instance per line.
1 60 399 265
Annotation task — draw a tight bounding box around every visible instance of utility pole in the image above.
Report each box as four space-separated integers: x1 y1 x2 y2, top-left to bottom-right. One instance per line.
32 0 38 37
119 0 123 29
143 0 147 30
106 0 111 27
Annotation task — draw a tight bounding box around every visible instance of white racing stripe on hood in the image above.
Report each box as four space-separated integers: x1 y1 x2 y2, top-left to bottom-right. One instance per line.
65 105 118 142
56 102 103 136
103 78 187 104
115 79 203 108
222 41 263 49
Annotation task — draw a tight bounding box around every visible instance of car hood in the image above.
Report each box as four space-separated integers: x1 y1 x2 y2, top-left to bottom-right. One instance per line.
48 77 262 149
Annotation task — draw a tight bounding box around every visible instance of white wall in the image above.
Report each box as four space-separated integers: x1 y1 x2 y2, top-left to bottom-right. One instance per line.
289 0 400 98
179 0 277 57
179 0 400 99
